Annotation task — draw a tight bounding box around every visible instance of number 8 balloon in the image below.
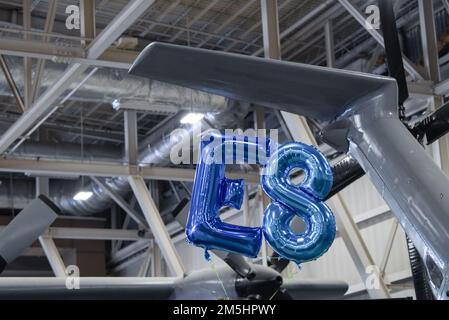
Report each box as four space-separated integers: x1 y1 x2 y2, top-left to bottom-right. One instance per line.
261 142 336 265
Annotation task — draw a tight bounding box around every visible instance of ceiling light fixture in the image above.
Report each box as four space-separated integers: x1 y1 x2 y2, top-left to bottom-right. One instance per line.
180 112 204 124
73 191 93 201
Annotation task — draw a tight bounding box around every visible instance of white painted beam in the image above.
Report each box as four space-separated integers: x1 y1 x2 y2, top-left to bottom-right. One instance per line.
128 175 185 277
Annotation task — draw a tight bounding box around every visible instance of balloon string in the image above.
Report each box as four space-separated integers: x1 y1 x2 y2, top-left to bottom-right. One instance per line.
209 260 230 300
269 286 280 300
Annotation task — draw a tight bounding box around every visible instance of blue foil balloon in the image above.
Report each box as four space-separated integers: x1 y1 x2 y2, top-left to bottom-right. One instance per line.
186 132 272 258
261 142 336 264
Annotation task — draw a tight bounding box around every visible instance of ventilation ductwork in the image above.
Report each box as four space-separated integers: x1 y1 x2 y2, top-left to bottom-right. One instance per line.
0 57 229 114
7 98 250 215
0 55 251 215
53 101 249 215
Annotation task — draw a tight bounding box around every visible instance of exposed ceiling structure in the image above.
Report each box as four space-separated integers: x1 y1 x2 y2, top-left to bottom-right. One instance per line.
0 0 448 299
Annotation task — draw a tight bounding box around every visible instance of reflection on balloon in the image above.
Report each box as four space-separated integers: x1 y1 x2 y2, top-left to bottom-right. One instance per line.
261 142 335 265
186 132 273 258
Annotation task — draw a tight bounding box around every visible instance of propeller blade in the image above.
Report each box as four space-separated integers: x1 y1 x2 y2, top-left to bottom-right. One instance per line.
268 252 290 273
280 279 348 300
0 195 59 273
129 42 394 122
235 265 283 300
0 277 175 299
171 198 255 279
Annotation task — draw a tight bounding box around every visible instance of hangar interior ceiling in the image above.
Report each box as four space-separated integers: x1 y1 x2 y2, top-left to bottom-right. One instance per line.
0 0 448 299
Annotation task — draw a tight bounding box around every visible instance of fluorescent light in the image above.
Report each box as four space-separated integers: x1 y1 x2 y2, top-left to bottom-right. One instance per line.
112 99 121 110
73 191 93 201
180 113 204 124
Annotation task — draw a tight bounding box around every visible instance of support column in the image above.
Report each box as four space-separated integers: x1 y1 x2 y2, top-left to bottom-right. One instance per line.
35 176 66 277
124 109 184 277
23 0 32 109
324 20 335 68
151 243 163 277
124 110 138 166
418 2 449 175
128 176 185 277
418 0 440 83
260 0 281 59
39 236 66 277
90 176 147 228
338 0 423 80
80 0 96 47
31 0 57 102
0 55 25 113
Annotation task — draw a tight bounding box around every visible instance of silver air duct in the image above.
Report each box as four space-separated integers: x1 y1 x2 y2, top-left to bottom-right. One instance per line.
0 56 229 114
6 104 249 215
0 57 250 215
53 101 250 215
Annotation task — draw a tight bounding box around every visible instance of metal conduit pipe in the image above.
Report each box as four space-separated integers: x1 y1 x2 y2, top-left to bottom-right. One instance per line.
13 141 123 162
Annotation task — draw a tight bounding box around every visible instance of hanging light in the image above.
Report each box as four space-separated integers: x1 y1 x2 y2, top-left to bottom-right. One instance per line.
180 112 204 124
73 106 92 201
73 191 93 201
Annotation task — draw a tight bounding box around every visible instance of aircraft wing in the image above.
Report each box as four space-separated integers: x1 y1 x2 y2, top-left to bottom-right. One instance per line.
129 42 395 122
281 279 348 300
0 277 177 299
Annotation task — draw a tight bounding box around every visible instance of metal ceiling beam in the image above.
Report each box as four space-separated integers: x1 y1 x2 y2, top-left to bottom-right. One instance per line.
30 0 57 103
442 0 449 15
124 110 138 166
38 236 66 277
324 20 335 68
260 0 281 59
35 176 66 278
418 0 441 83
23 0 32 109
128 175 185 277
196 0 257 48
283 3 348 61
0 158 260 182
0 0 156 155
168 0 220 43
0 37 134 69
337 0 423 80
139 0 181 38
253 0 334 57
45 227 147 241
330 195 391 299
124 109 184 277
0 55 26 112
333 1 440 68
90 176 148 229
229 0 303 53
80 0 96 47
0 159 190 180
